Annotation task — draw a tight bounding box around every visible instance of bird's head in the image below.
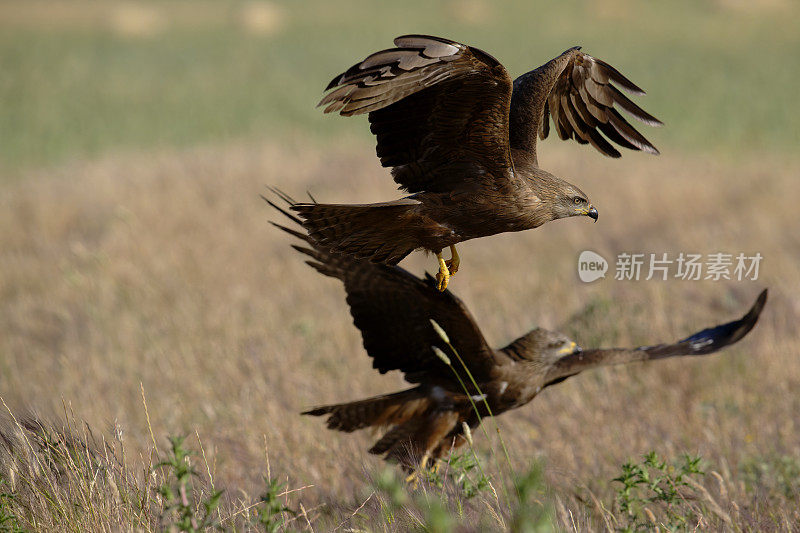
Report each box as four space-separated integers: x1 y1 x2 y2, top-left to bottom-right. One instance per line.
554 181 597 222
535 328 583 361
508 327 583 365
532 171 598 223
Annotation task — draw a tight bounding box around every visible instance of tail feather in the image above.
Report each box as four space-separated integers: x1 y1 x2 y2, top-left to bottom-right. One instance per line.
370 418 425 456
302 385 468 467
291 199 424 265
303 388 429 433
267 192 373 282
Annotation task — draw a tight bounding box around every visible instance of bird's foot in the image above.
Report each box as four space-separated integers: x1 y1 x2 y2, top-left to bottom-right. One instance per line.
404 452 432 489
404 469 420 488
445 245 460 275
435 253 450 291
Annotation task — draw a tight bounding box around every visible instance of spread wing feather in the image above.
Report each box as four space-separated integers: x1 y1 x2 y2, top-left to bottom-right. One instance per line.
510 47 662 163
319 35 514 194
544 290 767 385
267 193 497 386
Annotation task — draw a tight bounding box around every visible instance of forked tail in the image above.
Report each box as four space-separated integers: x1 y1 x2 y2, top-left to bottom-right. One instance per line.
303 388 428 433
272 190 425 265
303 388 449 465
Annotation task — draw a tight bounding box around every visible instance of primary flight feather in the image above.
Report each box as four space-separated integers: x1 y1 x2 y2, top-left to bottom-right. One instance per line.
291 35 661 290
270 198 765 473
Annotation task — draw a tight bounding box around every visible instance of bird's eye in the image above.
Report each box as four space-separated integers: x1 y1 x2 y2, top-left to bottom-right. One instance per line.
573 197 584 205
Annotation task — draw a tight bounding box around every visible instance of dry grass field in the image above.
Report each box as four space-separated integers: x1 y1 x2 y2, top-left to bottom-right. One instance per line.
2 0 800 530
1 139 798 530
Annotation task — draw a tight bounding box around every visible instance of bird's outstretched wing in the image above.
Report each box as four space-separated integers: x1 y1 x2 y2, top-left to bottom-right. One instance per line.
319 35 514 194
543 290 767 385
267 192 498 385
510 47 662 164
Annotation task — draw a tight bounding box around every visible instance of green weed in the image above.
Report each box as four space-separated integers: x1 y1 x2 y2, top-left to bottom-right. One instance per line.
510 463 555 533
253 477 297 532
154 436 222 532
0 474 23 533
740 453 800 501
424 452 490 501
612 451 705 532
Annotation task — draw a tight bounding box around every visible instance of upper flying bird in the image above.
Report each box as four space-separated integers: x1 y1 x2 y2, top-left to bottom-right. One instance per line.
290 34 662 290
270 199 765 474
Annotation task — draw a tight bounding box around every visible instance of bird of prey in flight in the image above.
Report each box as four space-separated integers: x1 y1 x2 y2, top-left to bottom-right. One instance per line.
269 199 766 474
289 34 661 290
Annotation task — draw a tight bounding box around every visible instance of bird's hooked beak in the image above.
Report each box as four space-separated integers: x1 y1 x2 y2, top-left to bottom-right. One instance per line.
556 341 583 357
574 205 598 222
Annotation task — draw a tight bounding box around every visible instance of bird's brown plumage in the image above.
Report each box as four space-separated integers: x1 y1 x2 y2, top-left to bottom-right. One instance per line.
320 35 514 195
270 199 766 469
290 35 659 285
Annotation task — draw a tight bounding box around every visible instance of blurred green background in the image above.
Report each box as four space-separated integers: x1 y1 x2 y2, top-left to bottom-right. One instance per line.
1 0 798 176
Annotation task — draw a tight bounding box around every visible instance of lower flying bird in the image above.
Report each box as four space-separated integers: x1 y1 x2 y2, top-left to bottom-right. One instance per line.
290 35 661 290
270 200 766 474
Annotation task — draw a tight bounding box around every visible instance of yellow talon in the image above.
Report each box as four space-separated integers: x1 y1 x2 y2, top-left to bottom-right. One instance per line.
436 252 450 291
404 452 432 488
419 452 430 471
445 245 460 275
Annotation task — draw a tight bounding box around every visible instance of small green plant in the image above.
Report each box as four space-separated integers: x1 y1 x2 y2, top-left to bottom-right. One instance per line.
373 468 409 526
253 477 297 532
373 459 556 532
0 474 24 533
510 462 555 533
373 467 455 532
740 453 800 501
416 495 454 533
154 435 222 532
612 451 705 532
424 452 490 501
